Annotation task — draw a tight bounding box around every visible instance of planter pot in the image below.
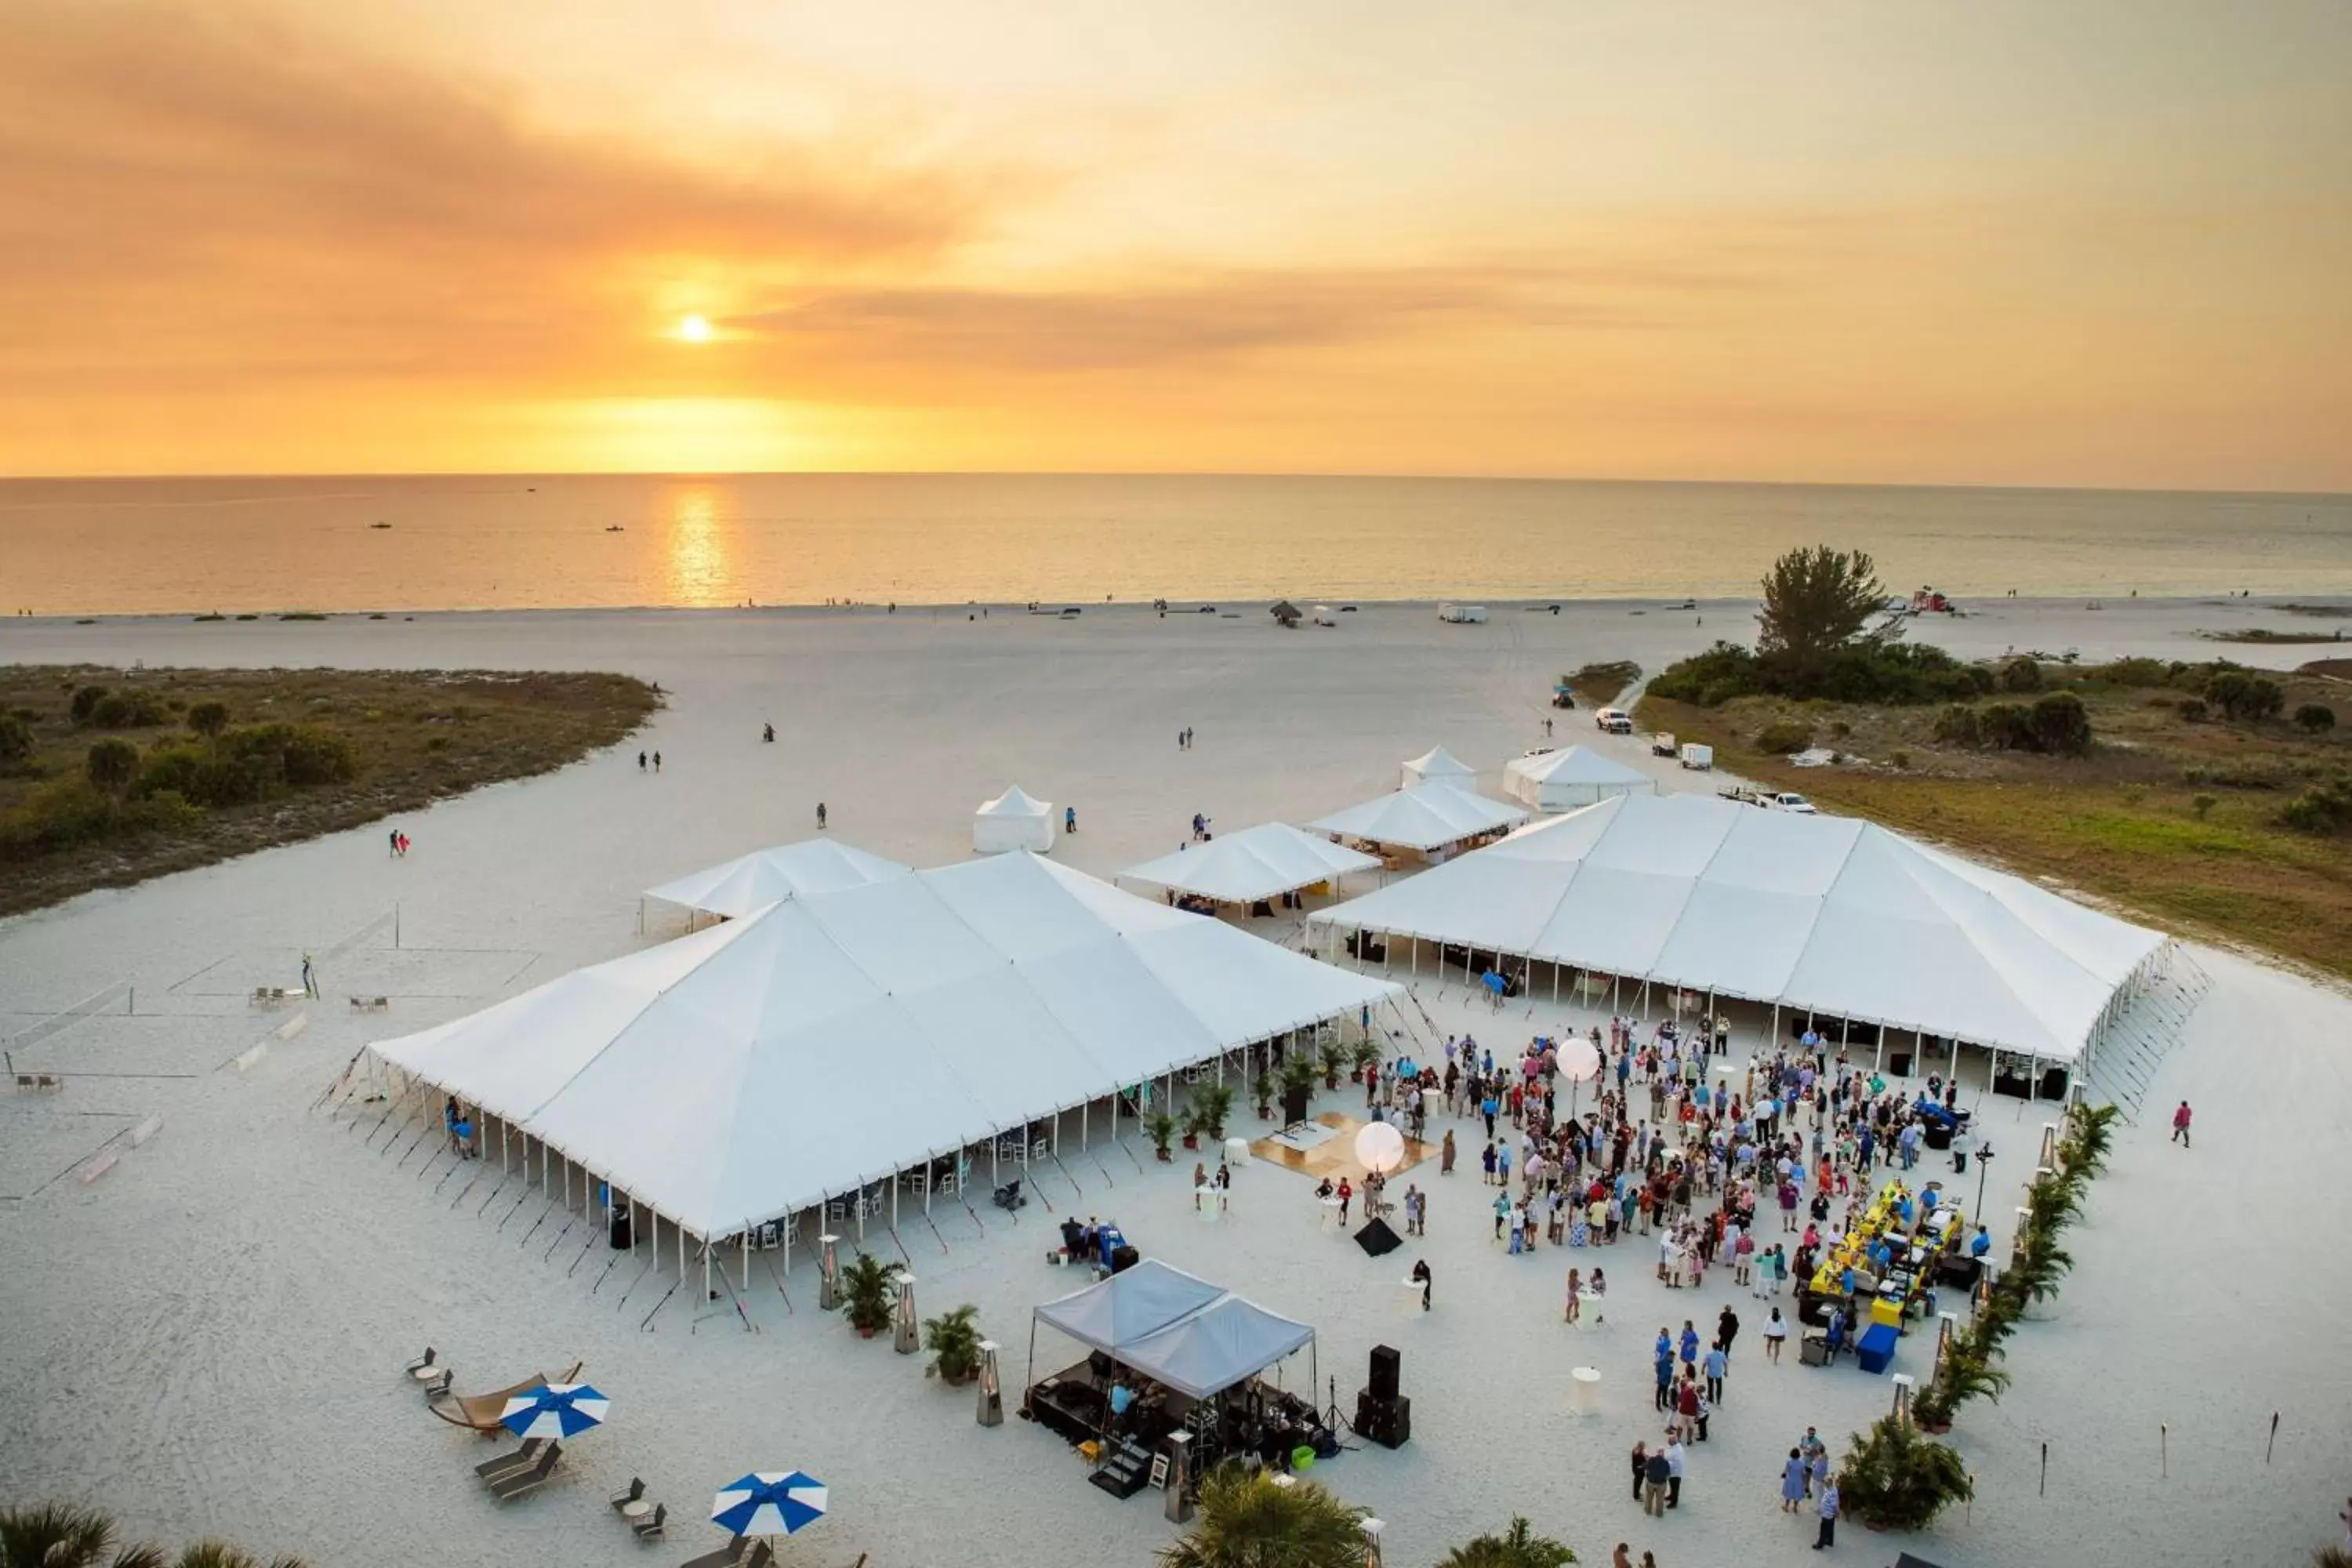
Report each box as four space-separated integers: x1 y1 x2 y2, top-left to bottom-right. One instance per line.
1182 1134 1199 1150
1918 1417 1953 1435
1154 1147 1172 1163
939 1368 976 1387
1325 1075 1341 1091
857 1327 877 1339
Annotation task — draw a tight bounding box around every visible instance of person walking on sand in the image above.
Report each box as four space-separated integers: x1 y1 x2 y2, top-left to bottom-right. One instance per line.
1440 1127 1457 1175
1628 1441 1648 1503
1642 1445 1671 1516
1566 1267 1583 1324
2171 1100 2192 1148
653 751 662 773
1337 1177 1352 1225
388 828 399 857
1065 804 1077 835
300 952 317 999
1812 1474 1840 1549
1781 1448 1808 1514
816 801 828 829
1764 1306 1788 1363
637 750 646 771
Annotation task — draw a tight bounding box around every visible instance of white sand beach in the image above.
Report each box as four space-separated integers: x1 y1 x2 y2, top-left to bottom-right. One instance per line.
2 597 2347 1568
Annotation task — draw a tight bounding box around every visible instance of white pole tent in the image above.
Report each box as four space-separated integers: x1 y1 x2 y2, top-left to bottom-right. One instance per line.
1399 745 1477 790
1305 793 2167 1073
368 850 1397 1275
641 838 913 928
1117 822 1381 909
1307 782 1529 859
1024 1259 1317 1409
1500 745 1656 813
973 785 1058 855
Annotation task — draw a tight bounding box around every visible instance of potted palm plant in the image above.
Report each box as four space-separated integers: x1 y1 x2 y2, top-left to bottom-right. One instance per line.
841 1250 895 1338
923 1303 985 1385
1835 1414 1973 1532
1252 1071 1275 1120
1350 1039 1382 1082
1913 1334 2009 1432
1194 1084 1235 1142
1145 1110 1178 1163
1318 1040 1348 1090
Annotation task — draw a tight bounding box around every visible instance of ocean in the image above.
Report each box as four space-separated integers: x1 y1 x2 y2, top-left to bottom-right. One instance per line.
1 473 2346 615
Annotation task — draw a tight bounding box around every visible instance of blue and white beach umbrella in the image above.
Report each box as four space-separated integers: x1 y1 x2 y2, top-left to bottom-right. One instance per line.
712 1471 829 1537
497 1382 611 1440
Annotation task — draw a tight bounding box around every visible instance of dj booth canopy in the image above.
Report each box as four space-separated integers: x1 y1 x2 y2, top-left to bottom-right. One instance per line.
1030 1259 1316 1400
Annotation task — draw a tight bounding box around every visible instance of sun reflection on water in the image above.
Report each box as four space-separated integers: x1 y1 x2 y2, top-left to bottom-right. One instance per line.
662 485 734 607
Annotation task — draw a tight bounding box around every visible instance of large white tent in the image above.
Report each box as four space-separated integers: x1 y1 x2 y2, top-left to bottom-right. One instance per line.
643 839 911 922
369 850 1395 1247
1029 1260 1316 1402
974 784 1056 854
1308 792 2166 1067
1309 782 1529 855
1118 823 1381 907
1400 745 1476 789
1501 746 1657 811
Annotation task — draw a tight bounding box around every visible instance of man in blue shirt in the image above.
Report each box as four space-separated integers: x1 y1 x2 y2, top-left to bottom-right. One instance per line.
1970 1225 1992 1259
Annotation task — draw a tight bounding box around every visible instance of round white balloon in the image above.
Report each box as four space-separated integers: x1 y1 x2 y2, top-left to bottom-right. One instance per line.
1354 1120 1407 1174
1559 1040 1602 1083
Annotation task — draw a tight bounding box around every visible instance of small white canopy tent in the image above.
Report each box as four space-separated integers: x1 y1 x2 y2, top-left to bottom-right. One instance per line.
1502 746 1657 811
370 851 1396 1254
1308 792 2165 1067
975 784 1056 854
1118 823 1381 907
643 839 911 922
1309 782 1529 855
1028 1259 1316 1403
1400 745 1476 789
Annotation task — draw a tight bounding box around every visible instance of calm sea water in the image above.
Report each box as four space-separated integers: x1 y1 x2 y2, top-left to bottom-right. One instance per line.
1 474 2346 615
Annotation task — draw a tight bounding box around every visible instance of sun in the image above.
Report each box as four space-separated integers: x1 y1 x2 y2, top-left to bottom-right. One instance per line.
675 314 712 344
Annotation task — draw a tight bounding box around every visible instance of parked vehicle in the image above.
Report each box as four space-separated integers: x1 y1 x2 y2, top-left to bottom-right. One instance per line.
1679 743 1714 771
1594 708 1633 734
1651 732 1678 757
1769 790 1818 814
1438 603 1490 624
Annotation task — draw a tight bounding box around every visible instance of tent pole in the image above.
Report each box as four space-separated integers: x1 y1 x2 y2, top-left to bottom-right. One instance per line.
702 1238 710 1305
742 1230 750 1296
893 1174 900 1232
1552 964 1559 1004
1081 1099 1090 1153
678 1222 685 1285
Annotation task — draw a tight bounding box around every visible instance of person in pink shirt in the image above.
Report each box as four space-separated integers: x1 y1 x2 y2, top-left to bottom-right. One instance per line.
2171 1101 2192 1149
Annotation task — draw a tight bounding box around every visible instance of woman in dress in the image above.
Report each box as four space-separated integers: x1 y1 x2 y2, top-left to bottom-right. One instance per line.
1565 1267 1583 1324
1440 1128 1457 1175
1764 1305 1789 1363
1781 1447 1809 1512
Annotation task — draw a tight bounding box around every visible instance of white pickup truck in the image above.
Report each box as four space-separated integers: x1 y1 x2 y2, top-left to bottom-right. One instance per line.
1720 785 1817 814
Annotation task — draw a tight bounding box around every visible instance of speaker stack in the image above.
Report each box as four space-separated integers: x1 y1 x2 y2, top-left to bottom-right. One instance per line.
1354 1344 1411 1448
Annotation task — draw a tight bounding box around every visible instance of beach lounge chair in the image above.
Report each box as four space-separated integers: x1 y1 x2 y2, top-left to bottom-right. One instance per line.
610 1478 645 1512
631 1503 667 1542
426 1359 586 1433
743 1543 774 1568
404 1346 437 1376
487 1442 562 1501
474 1439 547 1480
677 1534 750 1568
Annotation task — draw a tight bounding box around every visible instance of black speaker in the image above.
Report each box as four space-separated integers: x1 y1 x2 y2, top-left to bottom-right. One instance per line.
1888 1051 1914 1077
1354 1391 1410 1448
609 1210 632 1250
1281 1083 1311 1127
1368 1344 1400 1403
2038 1066 2070 1101
1353 1218 1402 1257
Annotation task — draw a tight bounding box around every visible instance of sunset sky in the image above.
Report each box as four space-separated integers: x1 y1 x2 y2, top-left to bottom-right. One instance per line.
4 0 2347 487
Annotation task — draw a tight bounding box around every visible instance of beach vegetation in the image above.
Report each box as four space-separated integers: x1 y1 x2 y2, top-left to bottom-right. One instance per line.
1189 1083 1235 1142
2280 777 2352 835
1999 655 2043 692
1757 544 1889 685
2203 668 2284 721
1157 1461 1367 1568
1834 1415 1973 1533
1251 1070 1274 1119
0 666 659 917
1437 1515 1577 1567
1755 720 1812 755
0 1501 308 1567
840 1250 895 1338
1318 1040 1348 1089
2294 702 2336 733
85 739 139 796
1279 1054 1320 1098
920 1303 984 1384
1563 661 1640 706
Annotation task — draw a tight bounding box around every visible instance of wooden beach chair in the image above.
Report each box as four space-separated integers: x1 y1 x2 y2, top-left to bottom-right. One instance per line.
487 1441 562 1501
426 1359 585 1434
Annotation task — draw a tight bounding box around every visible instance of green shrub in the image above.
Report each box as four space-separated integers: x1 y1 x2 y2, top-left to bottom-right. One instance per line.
281 728 357 786
70 684 111 724
2176 697 2209 722
1755 720 1813 755
2205 669 2284 721
1932 705 1979 745
90 688 169 728
2281 778 2352 835
1889 749 1911 769
2000 656 2043 692
1829 720 1852 739
85 739 140 794
0 714 31 764
1836 1414 1973 1532
2294 703 2336 734
187 701 230 739
2191 794 2218 820
2028 691 2092 757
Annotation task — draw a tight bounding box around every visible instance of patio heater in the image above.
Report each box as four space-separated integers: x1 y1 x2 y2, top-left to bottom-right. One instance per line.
818 1233 841 1310
892 1271 919 1354
1360 1517 1385 1568
1163 1431 1194 1524
975 1340 1004 1427
1889 1373 1915 1425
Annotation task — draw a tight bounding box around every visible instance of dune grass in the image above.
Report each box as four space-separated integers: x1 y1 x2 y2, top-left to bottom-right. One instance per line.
0 665 659 916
